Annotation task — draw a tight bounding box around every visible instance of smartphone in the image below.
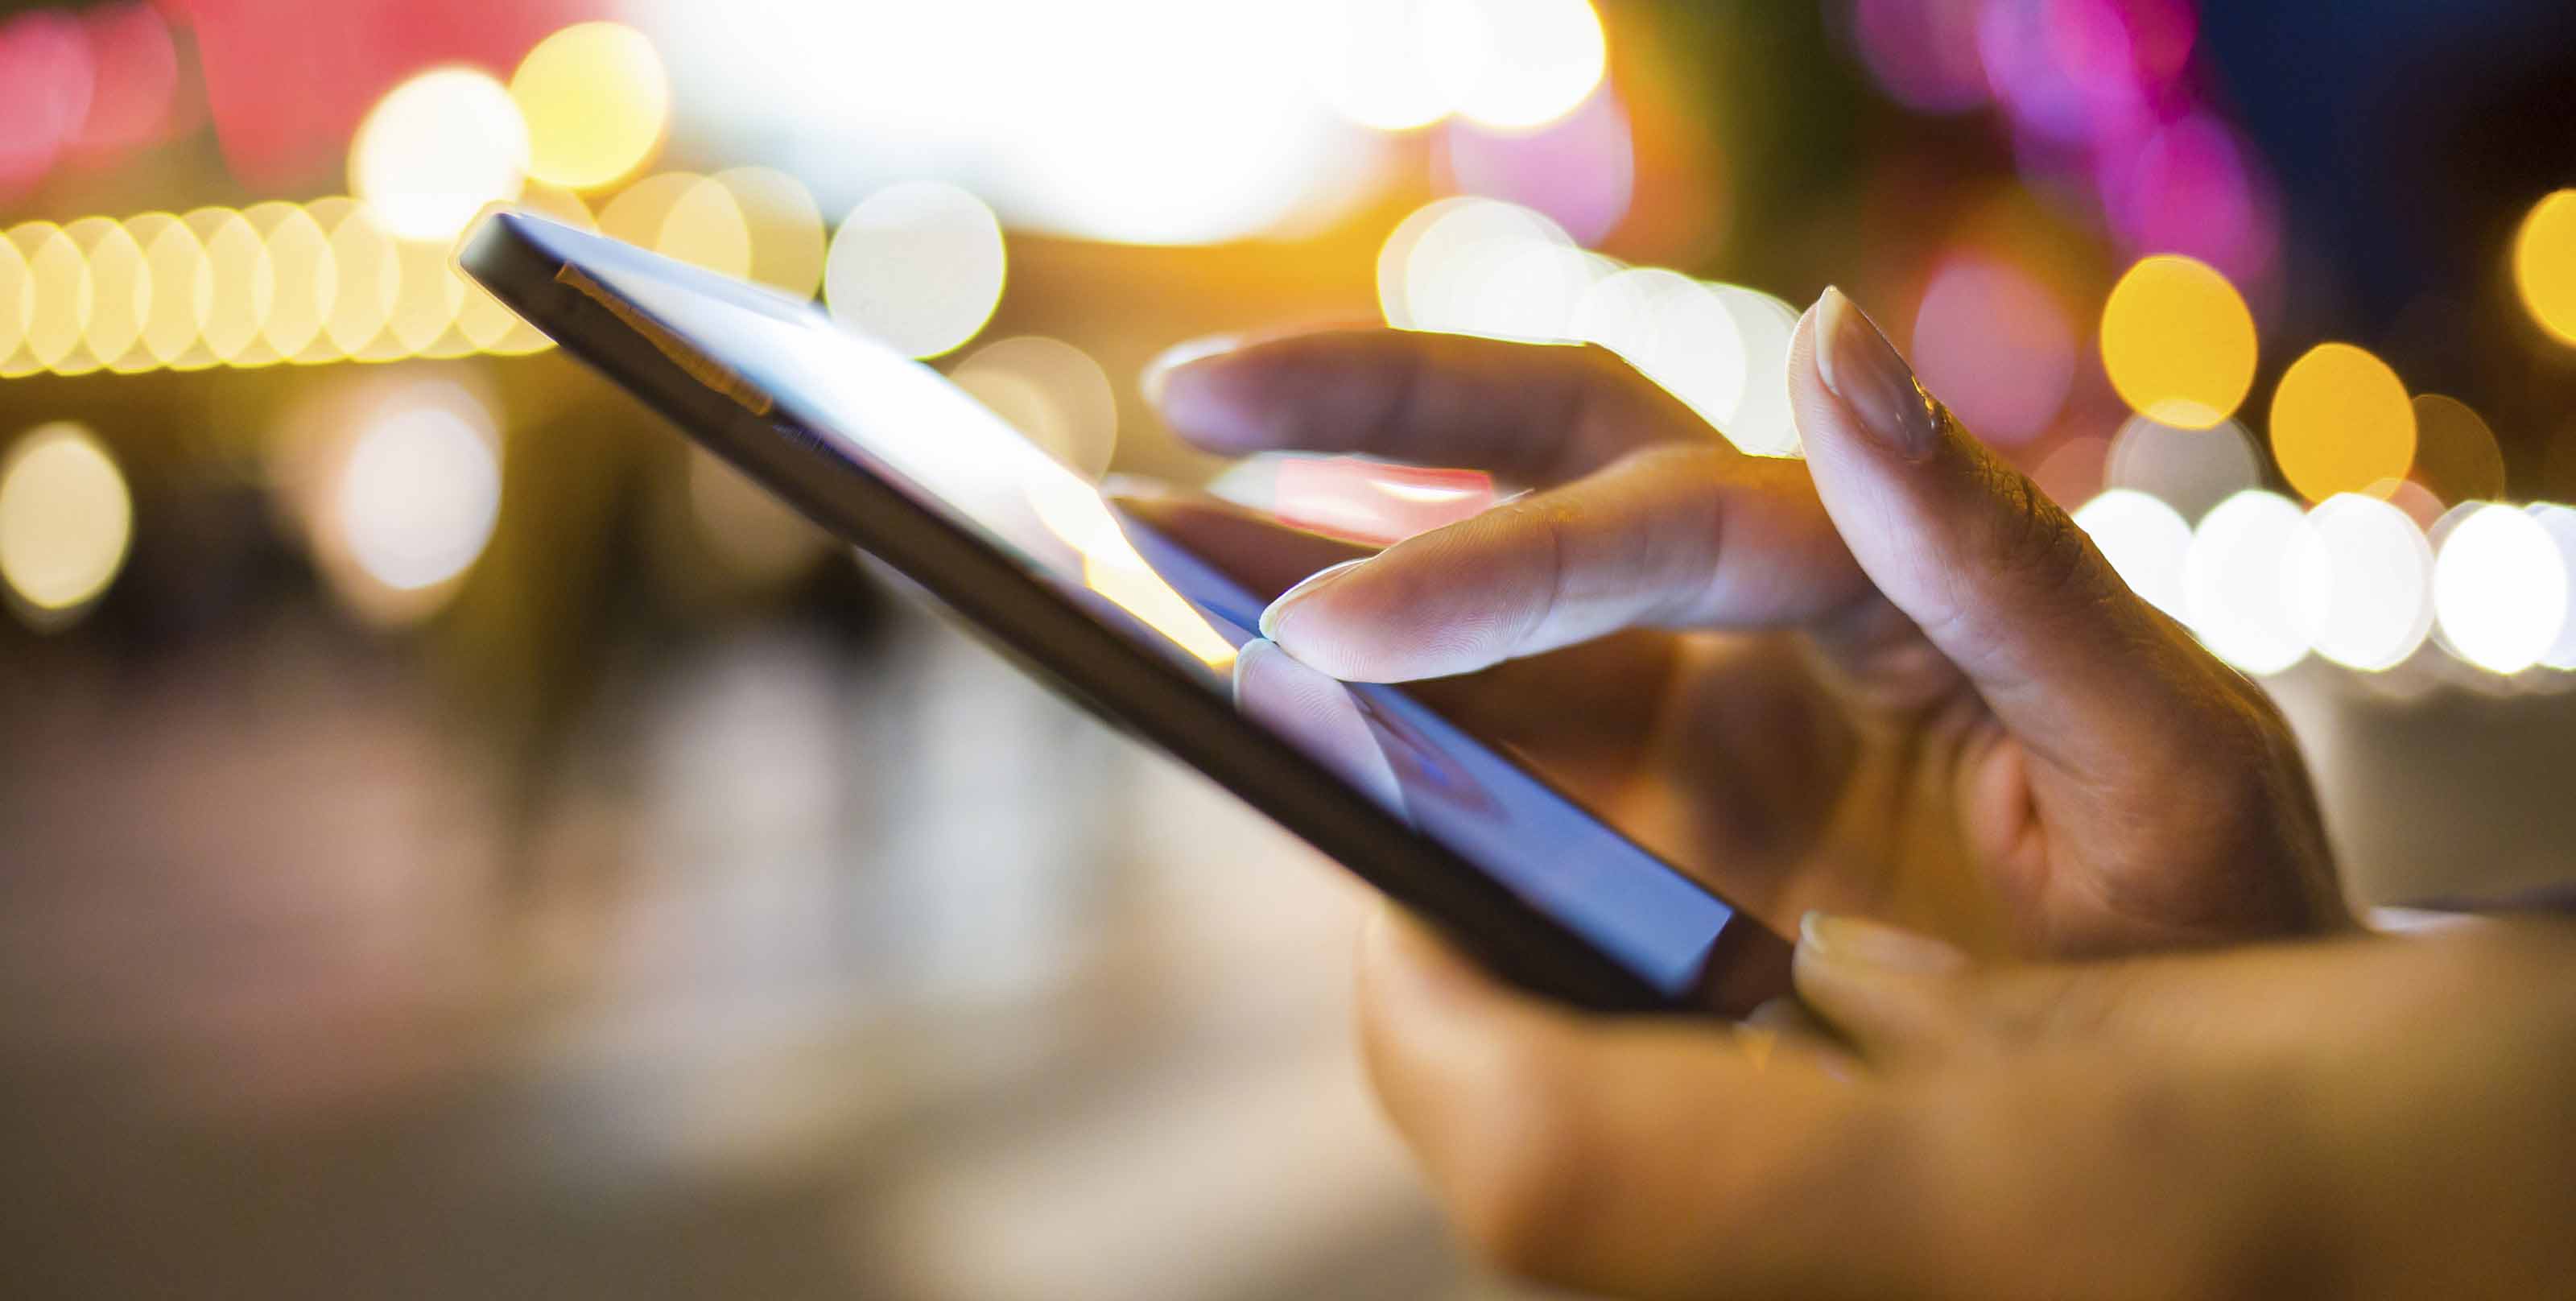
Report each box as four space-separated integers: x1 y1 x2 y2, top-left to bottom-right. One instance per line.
460 210 1775 1014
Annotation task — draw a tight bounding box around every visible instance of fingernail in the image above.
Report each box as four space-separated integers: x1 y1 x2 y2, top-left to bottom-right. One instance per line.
1814 287 1940 461
1140 334 1241 408
1259 557 1369 641
1798 911 1967 976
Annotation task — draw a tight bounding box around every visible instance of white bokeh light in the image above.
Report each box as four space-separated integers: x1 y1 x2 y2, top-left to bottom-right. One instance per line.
349 68 532 243
1387 197 1579 337
1709 283 1801 456
1426 0 1608 131
1571 266 1748 437
824 181 1007 360
2186 489 2313 675
2297 493 2435 671
2433 503 2570 675
339 404 502 591
2074 489 2191 622
1308 0 1453 130
2528 504 2576 671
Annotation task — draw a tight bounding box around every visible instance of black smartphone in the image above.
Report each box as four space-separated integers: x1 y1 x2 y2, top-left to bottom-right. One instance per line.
459 209 1775 1014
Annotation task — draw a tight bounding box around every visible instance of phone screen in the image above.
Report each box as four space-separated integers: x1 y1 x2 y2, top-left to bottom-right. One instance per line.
497 217 1742 1002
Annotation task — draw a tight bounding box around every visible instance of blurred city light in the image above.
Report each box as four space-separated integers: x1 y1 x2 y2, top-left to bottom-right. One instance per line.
2514 188 2576 347
2406 394 2507 506
2072 488 2190 620
1709 283 1802 457
0 10 97 196
1849 0 1989 115
1388 196 1587 339
0 423 131 626
952 337 1120 481
6 221 88 374
2297 494 2435 671
63 217 145 375
2270 342 2416 503
2529 505 2576 671
2433 503 2569 675
187 206 271 366
127 212 208 368
1909 254 2073 445
1439 85 1634 246
2099 254 2255 429
1424 0 1608 132
510 22 671 192
349 68 530 244
824 181 1006 361
2185 489 2311 675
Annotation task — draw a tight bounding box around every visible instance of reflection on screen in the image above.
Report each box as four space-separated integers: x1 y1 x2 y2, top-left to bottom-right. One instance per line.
568 225 1737 997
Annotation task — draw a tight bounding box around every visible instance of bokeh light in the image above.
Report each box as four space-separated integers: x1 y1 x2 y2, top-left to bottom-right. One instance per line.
2513 189 2576 346
126 212 208 369
2099 254 2256 429
1851 0 1989 114
316 198 401 359
1571 266 1748 440
2297 493 2434 671
1711 283 1802 457
1309 0 1452 130
2433 503 2569 675
1909 255 2074 444
2185 489 2311 675
952 337 1120 481
63 217 145 376
0 236 27 367
717 167 830 301
184 207 271 366
2073 488 2190 620
1386 196 1586 340
511 22 671 192
2104 414 2263 522
2269 342 2416 503
0 11 93 195
349 68 531 244
8 222 90 375
2527 505 2576 671
337 401 502 593
2406 394 2506 506
824 181 1007 361
0 423 132 624
1425 0 1608 132
246 201 337 363
69 2 177 159
1441 85 1635 247
657 175 755 280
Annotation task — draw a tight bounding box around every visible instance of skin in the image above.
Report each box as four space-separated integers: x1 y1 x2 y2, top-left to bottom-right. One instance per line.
1118 290 2570 1296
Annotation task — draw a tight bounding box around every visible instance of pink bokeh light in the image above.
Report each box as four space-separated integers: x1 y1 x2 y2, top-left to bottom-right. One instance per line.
1909 254 2077 445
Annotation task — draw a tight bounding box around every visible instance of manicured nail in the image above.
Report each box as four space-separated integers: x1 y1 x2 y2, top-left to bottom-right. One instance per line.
1259 557 1368 641
1140 334 1241 408
1814 287 1940 461
1798 911 1967 976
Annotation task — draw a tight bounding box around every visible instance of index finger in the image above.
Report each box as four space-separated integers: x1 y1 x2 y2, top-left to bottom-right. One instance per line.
1144 329 1722 486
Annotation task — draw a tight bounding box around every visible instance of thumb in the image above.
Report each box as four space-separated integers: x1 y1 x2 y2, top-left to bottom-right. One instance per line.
1788 287 2240 790
1790 912 1978 1066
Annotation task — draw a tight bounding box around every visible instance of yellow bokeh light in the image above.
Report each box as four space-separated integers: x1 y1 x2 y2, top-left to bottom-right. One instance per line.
659 176 753 279
0 423 134 622
383 238 466 359
2512 189 2576 347
1426 0 1608 131
2405 393 2505 506
0 236 28 367
953 335 1120 479
716 167 828 299
351 68 530 244
2100 254 2256 430
316 200 401 359
183 207 274 366
61 217 147 376
823 180 1007 360
244 201 338 363
7 223 93 376
2270 342 2416 503
510 21 670 192
126 213 211 369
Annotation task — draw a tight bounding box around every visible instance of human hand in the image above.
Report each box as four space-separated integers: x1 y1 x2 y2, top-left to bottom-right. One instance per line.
1356 905 2576 1299
1129 290 2345 963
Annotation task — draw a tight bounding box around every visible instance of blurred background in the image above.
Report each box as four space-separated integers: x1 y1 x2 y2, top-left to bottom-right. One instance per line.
2 1 2574 1296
